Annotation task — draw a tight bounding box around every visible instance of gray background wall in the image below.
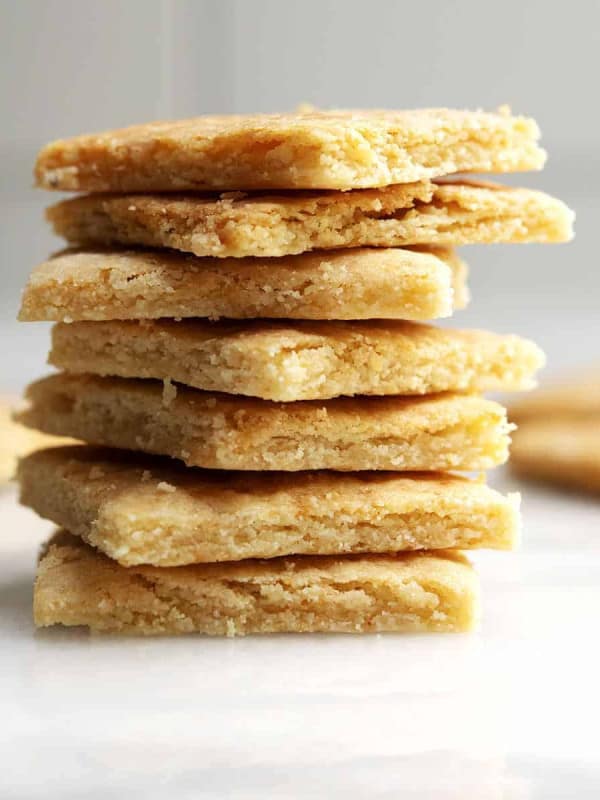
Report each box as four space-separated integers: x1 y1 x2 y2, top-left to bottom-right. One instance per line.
1 0 597 392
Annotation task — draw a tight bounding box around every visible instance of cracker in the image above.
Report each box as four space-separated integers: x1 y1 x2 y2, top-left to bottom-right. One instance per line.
19 246 468 323
46 179 573 258
19 446 520 565
0 396 73 483
511 421 600 494
17 374 512 472
35 107 544 192
49 319 544 402
510 370 600 422
34 532 480 635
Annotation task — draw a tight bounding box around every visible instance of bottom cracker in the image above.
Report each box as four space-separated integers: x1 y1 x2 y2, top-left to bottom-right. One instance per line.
34 532 479 636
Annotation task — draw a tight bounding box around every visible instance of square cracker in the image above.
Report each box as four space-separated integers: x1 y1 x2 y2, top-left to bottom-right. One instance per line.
48 319 544 402
35 107 544 192
46 179 574 258
34 532 480 635
19 246 468 323
17 374 513 472
19 446 520 566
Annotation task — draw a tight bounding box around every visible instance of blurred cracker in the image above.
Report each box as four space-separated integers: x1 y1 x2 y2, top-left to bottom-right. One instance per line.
0 395 74 484
512 419 600 494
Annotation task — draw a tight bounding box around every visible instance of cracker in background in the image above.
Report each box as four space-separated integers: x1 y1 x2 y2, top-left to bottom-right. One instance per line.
510 370 600 422
0 396 73 483
512 420 600 494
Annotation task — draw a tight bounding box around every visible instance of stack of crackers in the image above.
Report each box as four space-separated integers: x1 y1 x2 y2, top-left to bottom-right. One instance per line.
16 108 573 635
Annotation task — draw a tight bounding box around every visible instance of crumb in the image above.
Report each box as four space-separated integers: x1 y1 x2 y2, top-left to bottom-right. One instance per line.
219 192 247 202
162 378 177 407
156 481 176 493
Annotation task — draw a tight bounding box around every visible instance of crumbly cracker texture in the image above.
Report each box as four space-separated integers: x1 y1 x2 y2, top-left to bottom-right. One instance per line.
48 318 545 402
35 107 545 192
46 179 574 258
34 532 480 635
19 246 468 322
19 446 520 565
17 374 513 472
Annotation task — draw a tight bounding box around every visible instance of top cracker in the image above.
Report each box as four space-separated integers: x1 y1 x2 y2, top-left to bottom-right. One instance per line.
35 107 545 192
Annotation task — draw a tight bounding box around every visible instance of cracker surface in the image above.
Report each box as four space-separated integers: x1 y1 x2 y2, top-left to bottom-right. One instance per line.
35 107 545 192
34 533 480 635
19 246 468 322
46 180 574 258
19 446 520 565
49 319 544 401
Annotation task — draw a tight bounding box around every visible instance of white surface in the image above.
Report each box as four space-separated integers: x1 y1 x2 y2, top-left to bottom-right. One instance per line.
2 474 600 798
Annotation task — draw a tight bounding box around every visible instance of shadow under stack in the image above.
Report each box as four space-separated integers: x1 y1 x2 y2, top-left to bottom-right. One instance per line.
16 108 573 635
